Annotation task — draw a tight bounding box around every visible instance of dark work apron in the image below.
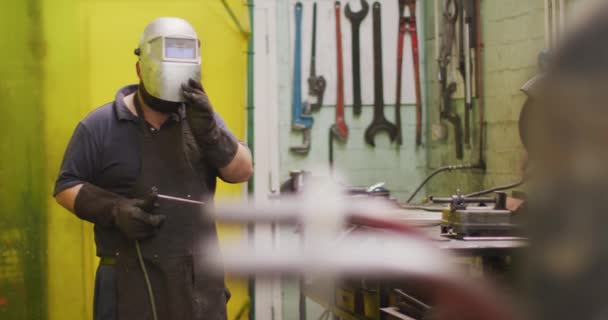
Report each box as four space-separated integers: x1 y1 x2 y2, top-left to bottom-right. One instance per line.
112 99 227 320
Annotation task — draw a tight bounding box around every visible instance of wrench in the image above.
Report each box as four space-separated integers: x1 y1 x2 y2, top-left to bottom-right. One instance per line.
307 2 326 111
365 2 398 147
290 2 313 154
438 0 464 159
441 81 464 159
345 0 369 116
331 1 348 141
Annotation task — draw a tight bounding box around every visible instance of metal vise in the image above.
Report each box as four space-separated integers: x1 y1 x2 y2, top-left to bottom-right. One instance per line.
431 192 518 238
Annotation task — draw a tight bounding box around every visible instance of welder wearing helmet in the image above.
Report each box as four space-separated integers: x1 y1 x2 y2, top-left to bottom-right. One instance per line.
54 17 252 320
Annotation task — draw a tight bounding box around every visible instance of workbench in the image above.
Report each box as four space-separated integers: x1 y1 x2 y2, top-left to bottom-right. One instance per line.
303 207 526 320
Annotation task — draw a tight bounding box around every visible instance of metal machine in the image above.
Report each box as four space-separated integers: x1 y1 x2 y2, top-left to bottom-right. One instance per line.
431 191 520 238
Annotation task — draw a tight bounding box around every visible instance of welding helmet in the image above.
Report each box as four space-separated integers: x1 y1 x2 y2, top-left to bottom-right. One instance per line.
135 17 201 113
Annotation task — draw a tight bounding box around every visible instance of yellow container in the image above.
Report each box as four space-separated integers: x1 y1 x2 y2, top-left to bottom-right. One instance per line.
336 287 357 313
362 289 379 319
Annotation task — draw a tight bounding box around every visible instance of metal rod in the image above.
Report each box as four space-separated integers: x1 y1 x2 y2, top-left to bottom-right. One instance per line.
464 178 526 198
461 236 527 241
430 196 495 204
157 194 205 205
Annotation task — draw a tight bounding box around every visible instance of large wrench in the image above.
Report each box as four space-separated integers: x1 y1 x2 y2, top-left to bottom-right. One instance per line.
331 1 348 140
345 0 369 116
365 2 398 147
307 2 326 111
290 2 313 154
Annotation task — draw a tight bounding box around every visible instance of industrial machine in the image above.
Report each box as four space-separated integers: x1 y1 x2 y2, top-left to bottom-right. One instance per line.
431 191 520 239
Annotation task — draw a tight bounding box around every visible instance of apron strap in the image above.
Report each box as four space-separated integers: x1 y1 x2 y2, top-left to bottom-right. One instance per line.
133 91 150 135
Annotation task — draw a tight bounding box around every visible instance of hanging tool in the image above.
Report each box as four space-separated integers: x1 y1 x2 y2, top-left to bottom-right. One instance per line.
330 1 348 174
290 2 314 154
438 0 463 159
459 0 475 149
473 0 485 166
440 81 463 159
395 1 406 145
431 0 447 142
396 0 422 146
365 2 398 147
407 0 422 146
329 129 336 172
345 0 369 116
332 1 348 141
307 2 326 111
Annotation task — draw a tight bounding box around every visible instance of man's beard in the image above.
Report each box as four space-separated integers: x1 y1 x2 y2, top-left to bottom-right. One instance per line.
139 82 182 114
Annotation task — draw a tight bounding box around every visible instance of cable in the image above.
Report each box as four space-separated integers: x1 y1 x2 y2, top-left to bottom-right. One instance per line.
406 164 481 204
464 178 526 198
135 240 159 320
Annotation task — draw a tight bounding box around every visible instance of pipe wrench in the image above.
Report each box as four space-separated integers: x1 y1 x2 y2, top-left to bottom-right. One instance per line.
290 2 314 154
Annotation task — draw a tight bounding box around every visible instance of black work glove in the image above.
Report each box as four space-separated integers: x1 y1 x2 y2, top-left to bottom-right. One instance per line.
181 79 239 168
74 183 165 240
112 197 165 240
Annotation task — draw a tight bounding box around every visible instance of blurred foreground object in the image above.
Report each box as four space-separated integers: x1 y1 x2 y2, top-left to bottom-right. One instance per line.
523 2 608 319
210 179 516 320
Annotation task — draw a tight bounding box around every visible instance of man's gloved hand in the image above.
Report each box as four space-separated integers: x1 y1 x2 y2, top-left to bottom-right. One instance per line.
181 79 239 169
181 78 217 136
112 197 165 240
74 183 165 240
